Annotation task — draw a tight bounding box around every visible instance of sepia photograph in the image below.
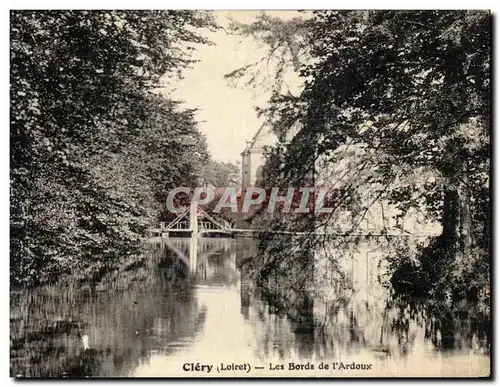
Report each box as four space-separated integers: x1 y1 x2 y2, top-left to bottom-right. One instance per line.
9 9 491 378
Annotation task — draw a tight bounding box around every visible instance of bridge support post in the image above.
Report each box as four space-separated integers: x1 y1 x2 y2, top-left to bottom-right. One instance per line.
189 234 198 273
159 221 168 238
190 201 199 235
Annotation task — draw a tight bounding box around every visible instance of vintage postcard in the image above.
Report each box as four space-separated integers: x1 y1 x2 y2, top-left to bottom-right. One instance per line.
10 10 491 378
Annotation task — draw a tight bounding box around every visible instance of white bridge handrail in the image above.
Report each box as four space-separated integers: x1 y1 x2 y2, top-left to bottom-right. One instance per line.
157 203 232 232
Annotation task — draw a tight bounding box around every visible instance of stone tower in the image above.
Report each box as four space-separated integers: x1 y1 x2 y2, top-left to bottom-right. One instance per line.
240 124 277 190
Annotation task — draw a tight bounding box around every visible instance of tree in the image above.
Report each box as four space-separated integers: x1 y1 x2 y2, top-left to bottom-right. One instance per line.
201 159 240 187
225 12 310 92
10 10 216 285
230 11 490 310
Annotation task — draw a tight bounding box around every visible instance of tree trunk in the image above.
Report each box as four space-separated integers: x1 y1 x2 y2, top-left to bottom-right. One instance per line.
458 160 472 266
441 159 472 275
442 188 460 248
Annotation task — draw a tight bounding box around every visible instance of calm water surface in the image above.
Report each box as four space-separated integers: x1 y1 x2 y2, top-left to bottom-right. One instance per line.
10 237 490 377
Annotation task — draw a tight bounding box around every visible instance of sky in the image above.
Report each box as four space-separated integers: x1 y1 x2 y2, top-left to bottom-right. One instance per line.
167 11 303 165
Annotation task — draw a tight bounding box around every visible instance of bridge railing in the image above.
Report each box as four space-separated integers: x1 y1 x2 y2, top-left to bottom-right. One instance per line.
152 220 189 230
151 199 238 234
153 219 234 232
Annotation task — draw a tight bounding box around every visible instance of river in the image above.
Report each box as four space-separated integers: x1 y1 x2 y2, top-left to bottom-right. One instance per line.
10 236 490 378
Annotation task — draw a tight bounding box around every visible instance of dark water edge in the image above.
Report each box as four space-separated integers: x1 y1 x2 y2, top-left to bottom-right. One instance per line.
10 237 490 378
10 238 242 377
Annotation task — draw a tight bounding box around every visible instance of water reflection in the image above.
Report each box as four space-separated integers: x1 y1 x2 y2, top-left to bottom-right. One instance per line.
10 237 490 378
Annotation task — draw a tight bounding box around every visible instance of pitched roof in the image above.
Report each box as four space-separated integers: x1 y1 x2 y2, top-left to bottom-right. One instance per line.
241 123 277 155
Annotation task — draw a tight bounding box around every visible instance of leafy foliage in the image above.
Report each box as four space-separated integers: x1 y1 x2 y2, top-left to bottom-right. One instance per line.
10 10 216 285
201 159 240 187
226 12 311 94
230 11 490 315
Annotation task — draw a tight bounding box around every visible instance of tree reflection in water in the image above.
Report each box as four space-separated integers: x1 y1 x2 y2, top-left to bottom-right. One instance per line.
10 236 490 378
239 235 490 362
10 246 207 378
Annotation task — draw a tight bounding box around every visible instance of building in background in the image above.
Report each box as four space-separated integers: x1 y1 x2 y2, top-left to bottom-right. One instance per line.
240 124 277 190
